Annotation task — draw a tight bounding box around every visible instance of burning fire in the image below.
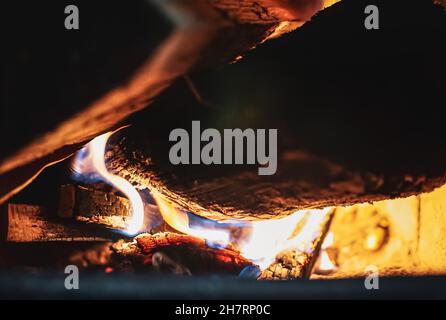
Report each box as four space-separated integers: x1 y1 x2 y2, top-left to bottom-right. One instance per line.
153 191 332 270
72 131 145 235
314 232 337 274
73 131 333 271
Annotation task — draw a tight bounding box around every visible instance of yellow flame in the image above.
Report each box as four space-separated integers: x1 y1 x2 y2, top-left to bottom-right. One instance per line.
323 0 341 8
73 132 144 235
315 232 337 273
152 192 230 246
153 190 331 270
239 207 331 269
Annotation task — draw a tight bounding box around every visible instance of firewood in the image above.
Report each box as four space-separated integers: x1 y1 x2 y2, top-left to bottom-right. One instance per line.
105 1 446 221
58 184 162 231
59 184 131 228
0 203 116 242
105 95 444 221
111 232 254 276
0 0 332 205
258 250 312 280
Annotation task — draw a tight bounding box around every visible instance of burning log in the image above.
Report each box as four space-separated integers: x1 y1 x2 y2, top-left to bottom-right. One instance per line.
112 232 254 276
59 184 130 220
105 1 446 221
58 184 162 231
0 203 115 242
105 91 443 222
259 250 312 280
59 184 131 229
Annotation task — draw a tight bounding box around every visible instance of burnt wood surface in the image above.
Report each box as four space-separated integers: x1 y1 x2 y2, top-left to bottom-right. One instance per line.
59 184 163 231
106 0 446 220
112 232 254 276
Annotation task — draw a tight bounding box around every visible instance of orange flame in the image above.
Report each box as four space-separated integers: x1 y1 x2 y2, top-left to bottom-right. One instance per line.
152 191 230 246
72 132 145 235
153 191 331 270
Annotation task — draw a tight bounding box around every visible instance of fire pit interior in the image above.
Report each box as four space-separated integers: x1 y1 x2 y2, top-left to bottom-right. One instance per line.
2 0 446 298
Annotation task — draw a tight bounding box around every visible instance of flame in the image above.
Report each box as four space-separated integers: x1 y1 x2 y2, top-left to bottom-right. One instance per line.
72 132 144 235
153 191 332 270
152 191 231 247
239 207 331 269
72 131 332 269
323 0 341 8
315 232 337 273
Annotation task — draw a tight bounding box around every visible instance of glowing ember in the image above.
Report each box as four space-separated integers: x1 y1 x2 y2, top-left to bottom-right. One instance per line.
72 132 145 235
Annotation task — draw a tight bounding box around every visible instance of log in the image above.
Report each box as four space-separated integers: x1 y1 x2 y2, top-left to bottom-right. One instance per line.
112 232 254 276
106 0 446 221
0 0 331 205
59 184 131 228
58 184 163 231
0 203 117 242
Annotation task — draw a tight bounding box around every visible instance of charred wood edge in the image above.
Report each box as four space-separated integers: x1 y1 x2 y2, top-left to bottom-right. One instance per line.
258 208 335 280
58 184 162 231
107 135 446 221
0 203 129 242
0 0 327 205
303 208 336 278
111 232 254 275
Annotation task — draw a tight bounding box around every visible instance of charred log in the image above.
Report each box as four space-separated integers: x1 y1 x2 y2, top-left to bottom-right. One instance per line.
58 184 163 231
112 232 254 276
105 0 446 221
